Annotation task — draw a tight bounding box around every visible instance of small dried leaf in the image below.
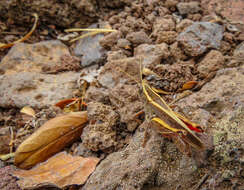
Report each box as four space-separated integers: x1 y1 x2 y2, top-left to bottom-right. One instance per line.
181 81 198 90
20 106 36 117
55 98 78 109
13 152 100 189
14 111 88 169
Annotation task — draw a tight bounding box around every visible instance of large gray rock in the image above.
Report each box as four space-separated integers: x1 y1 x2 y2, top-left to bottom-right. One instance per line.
0 40 81 108
177 66 244 117
74 24 107 67
0 40 70 74
177 22 224 56
0 72 79 108
82 122 165 190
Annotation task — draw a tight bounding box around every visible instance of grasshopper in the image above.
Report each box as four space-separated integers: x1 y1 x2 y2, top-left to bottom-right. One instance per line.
139 62 205 155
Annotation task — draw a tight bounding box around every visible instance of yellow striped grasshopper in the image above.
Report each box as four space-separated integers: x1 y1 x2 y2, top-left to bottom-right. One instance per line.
138 62 205 156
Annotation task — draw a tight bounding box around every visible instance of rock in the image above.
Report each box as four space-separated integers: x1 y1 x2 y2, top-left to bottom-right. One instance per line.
177 22 224 56
156 31 177 44
177 2 201 15
85 86 110 104
82 122 165 190
81 102 119 153
197 50 225 76
176 19 193 32
177 66 244 117
74 24 106 67
170 42 187 61
151 63 196 92
234 42 244 60
107 50 127 62
0 72 80 108
72 143 98 158
109 84 143 131
134 43 170 67
165 0 178 9
0 40 82 108
228 42 244 67
152 18 175 36
99 31 122 49
98 57 141 89
212 106 244 164
201 0 244 23
82 120 203 190
0 166 20 190
117 38 131 49
0 40 70 75
126 31 151 46
0 1 98 28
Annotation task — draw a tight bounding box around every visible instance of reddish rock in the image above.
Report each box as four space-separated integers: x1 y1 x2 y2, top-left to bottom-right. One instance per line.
152 17 175 35
177 2 201 15
81 102 119 153
176 19 194 32
126 31 151 46
197 50 225 76
107 50 127 62
117 38 131 49
170 42 188 61
109 84 143 131
201 0 244 23
156 31 177 44
99 31 122 50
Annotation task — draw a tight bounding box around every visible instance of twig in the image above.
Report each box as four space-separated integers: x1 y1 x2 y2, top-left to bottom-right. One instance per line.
193 173 209 190
0 13 38 48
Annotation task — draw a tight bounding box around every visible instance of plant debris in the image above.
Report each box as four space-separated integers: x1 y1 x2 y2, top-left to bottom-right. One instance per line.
14 111 88 169
0 13 38 49
13 151 100 189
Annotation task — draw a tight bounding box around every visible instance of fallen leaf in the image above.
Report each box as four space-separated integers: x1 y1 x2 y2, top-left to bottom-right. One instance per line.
13 152 100 189
20 106 36 117
14 111 88 169
55 98 78 109
181 81 198 91
55 98 87 113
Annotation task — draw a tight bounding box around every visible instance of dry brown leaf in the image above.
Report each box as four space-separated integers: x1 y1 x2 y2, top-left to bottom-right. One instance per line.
181 81 198 91
55 98 78 109
20 106 36 117
14 111 88 169
13 151 100 189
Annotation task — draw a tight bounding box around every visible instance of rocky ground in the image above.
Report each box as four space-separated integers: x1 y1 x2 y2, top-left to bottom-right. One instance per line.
0 0 244 190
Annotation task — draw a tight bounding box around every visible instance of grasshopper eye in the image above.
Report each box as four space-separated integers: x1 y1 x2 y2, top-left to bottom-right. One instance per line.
177 130 187 137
